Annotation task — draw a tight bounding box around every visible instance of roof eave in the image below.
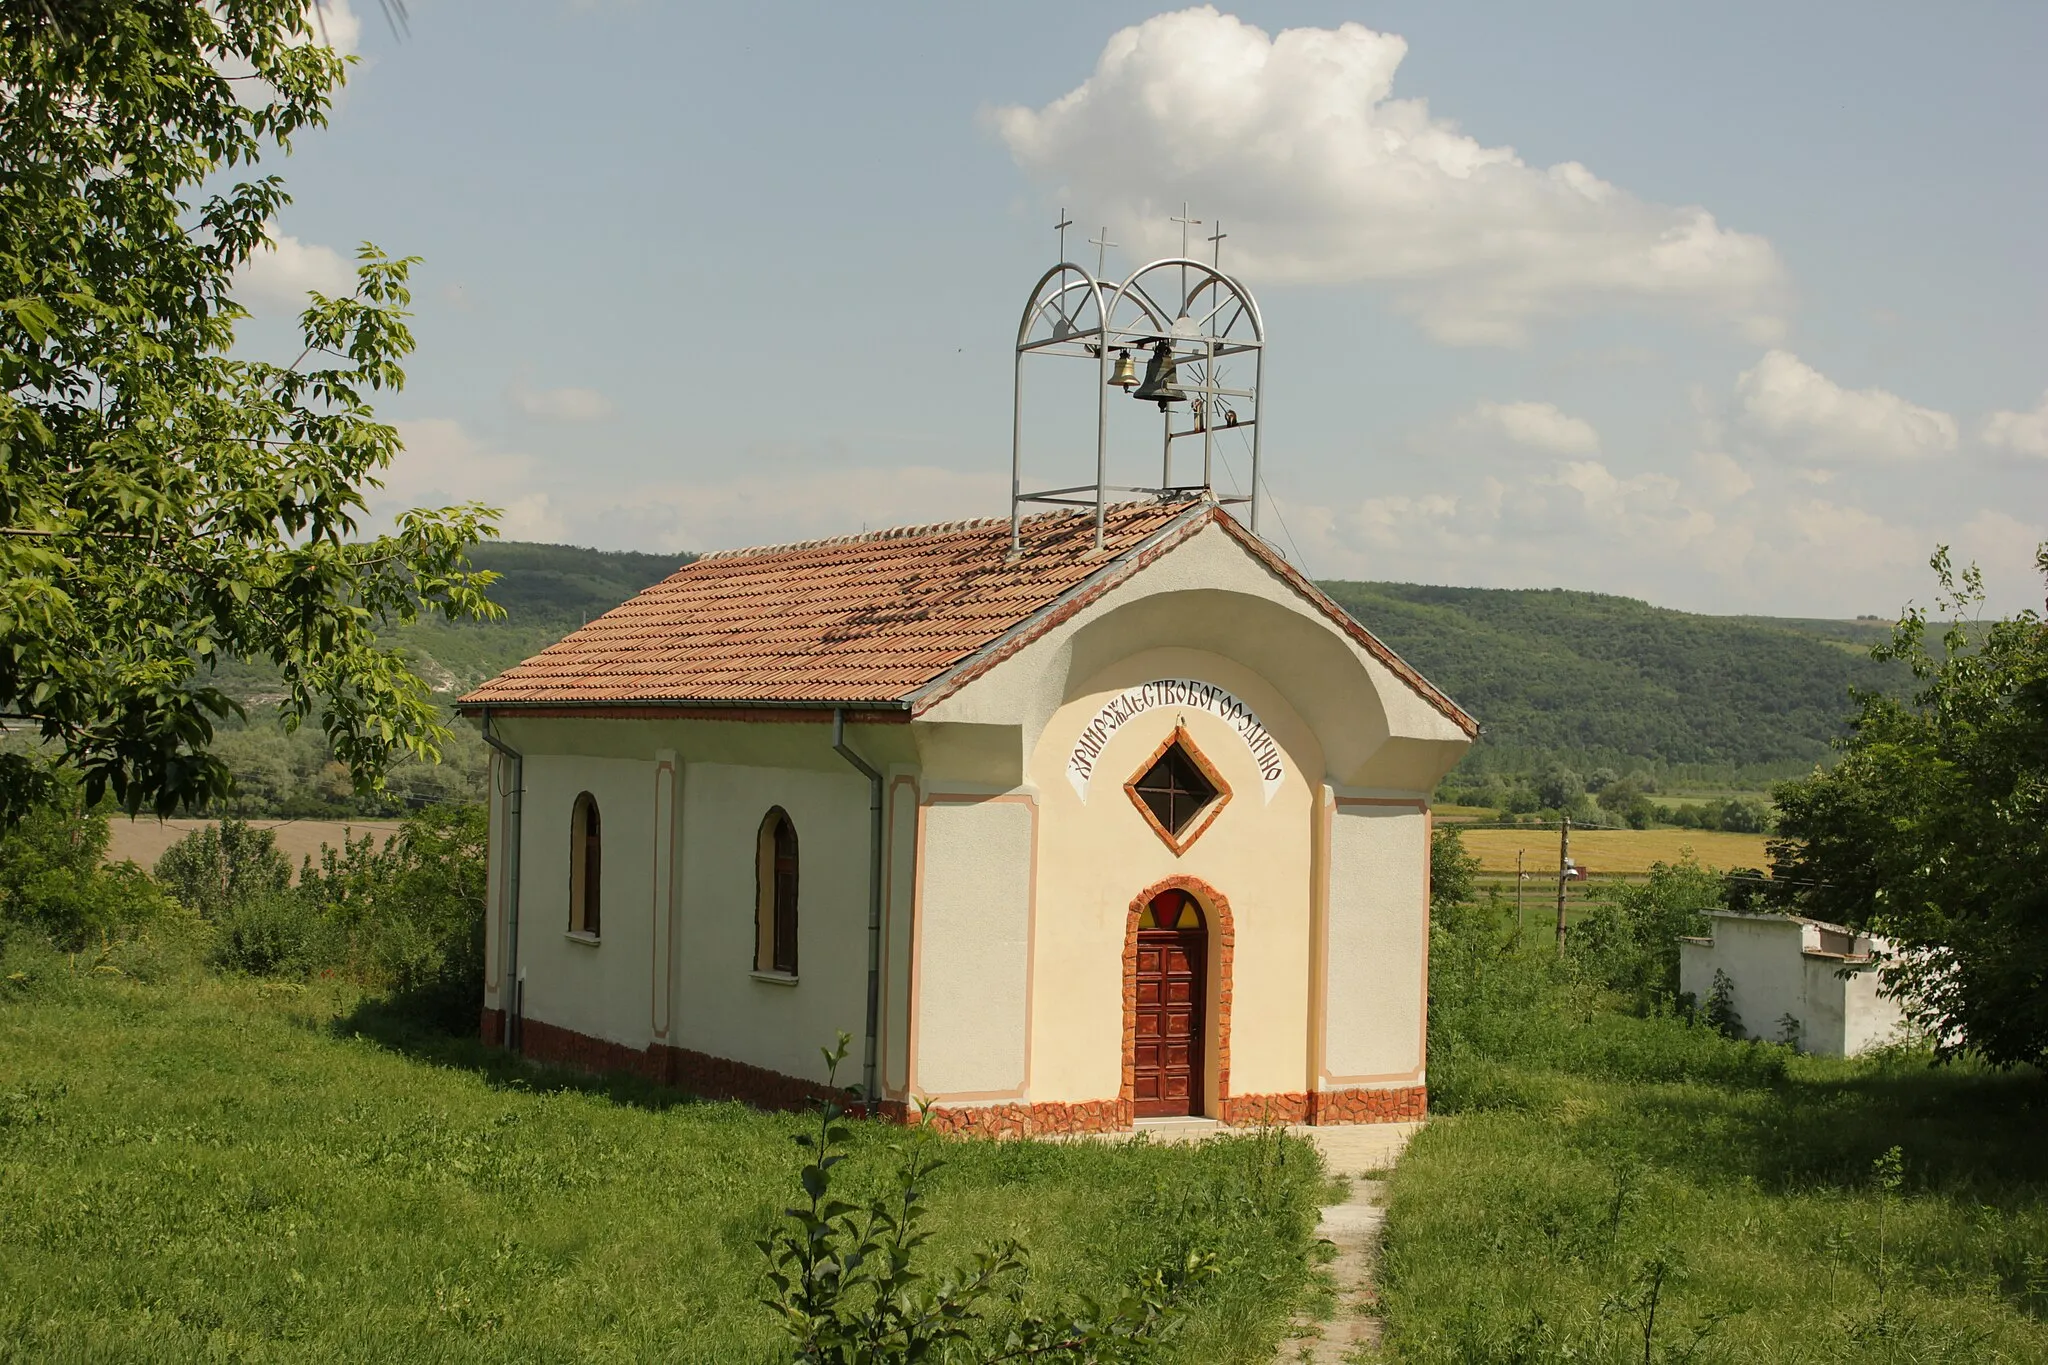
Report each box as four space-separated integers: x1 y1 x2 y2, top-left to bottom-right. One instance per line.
455 696 914 717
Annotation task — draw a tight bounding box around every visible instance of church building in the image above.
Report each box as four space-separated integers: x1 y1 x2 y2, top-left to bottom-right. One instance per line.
457 242 1475 1135
459 500 1473 1134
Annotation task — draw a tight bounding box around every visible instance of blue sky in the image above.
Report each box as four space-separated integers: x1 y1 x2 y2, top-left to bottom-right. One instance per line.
244 2 2048 616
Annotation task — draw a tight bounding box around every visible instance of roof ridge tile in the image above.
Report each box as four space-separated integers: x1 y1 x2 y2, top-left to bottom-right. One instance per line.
692 502 1165 564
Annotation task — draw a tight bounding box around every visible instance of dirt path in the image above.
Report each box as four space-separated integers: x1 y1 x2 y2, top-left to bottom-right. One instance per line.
1277 1122 1420 1362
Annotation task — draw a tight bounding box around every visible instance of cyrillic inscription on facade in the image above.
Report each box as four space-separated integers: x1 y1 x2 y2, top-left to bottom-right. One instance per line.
1068 678 1284 802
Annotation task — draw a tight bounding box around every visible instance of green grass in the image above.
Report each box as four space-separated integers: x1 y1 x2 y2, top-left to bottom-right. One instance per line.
0 951 1322 1362
1382 914 2048 1362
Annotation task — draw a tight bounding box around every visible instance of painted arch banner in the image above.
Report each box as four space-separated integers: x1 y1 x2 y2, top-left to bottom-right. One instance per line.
1067 678 1285 803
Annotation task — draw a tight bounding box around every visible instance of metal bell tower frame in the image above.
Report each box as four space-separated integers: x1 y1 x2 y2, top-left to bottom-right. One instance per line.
1008 226 1267 553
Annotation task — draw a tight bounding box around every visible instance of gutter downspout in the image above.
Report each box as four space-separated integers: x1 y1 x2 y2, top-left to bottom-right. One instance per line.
832 707 886 1110
480 709 524 1053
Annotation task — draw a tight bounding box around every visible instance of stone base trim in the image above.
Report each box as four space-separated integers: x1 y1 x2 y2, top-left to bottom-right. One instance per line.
477 1014 1424 1132
1219 1086 1427 1126
920 1098 1136 1138
493 1012 888 1116
919 1087 1425 1137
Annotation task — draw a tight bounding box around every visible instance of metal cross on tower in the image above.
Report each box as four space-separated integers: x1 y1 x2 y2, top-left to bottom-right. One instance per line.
1089 226 1117 278
1170 203 1203 257
1207 221 1227 267
1053 207 1073 261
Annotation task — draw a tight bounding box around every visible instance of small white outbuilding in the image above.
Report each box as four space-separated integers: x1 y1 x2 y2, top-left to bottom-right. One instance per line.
1678 911 1905 1057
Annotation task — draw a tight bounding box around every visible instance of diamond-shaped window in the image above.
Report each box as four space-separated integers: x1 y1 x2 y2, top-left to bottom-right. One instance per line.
1125 728 1231 855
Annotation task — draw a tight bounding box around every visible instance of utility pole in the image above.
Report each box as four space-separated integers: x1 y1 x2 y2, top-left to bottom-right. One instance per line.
1554 816 1572 953
1516 847 1526 942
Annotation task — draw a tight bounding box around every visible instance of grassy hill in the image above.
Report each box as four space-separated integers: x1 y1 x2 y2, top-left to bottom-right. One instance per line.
407 547 1904 780
1316 582 1906 784
194 542 1908 811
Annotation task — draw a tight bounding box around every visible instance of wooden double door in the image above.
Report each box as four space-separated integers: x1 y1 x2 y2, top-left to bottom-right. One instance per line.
1131 889 1208 1118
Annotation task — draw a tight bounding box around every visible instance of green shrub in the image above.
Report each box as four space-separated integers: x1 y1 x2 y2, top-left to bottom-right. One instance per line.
1568 856 1723 1013
1430 824 1480 912
0 781 171 949
172 804 487 1030
153 818 293 917
295 803 487 1027
209 889 346 978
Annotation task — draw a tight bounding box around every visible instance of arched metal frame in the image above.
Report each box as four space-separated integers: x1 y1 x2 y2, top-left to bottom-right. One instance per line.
1010 257 1266 552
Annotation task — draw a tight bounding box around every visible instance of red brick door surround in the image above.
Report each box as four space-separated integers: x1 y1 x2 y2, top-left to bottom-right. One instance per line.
1123 876 1234 1117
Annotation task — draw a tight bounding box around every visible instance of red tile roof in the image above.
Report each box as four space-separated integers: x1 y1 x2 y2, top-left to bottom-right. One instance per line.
459 502 1195 709
458 500 1475 736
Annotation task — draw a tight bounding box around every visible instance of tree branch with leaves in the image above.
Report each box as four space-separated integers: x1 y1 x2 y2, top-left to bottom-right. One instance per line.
0 0 500 824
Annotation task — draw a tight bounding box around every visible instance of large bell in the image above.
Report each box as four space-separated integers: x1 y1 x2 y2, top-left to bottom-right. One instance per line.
1108 349 1138 390
1133 340 1185 408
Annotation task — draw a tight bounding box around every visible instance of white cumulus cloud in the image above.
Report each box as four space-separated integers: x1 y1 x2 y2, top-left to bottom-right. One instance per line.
376 419 564 540
1734 350 1957 464
992 6 1787 345
509 384 615 422
1462 400 1600 455
1981 391 2048 459
236 222 355 311
304 0 362 55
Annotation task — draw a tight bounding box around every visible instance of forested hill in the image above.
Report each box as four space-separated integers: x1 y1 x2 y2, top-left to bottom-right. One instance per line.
464 541 690 625
384 544 1903 783
1319 581 1906 781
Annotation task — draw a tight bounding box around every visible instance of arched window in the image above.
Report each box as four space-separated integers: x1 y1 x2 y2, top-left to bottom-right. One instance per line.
755 808 799 976
569 792 602 937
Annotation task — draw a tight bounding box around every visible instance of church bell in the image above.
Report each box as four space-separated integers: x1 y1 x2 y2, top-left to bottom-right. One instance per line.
1133 340 1185 408
1108 349 1138 390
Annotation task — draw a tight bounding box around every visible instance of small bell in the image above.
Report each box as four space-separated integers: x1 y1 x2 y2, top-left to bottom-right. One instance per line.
1133 341 1185 408
1108 350 1138 390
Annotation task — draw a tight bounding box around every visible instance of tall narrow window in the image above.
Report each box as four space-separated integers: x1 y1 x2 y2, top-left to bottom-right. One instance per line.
569 792 602 937
755 808 799 976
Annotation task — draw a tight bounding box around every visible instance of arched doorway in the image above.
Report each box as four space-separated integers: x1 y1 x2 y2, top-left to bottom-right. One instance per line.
1130 888 1208 1117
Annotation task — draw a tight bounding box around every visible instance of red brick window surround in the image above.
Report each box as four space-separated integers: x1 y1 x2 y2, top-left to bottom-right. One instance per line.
1121 875 1234 1115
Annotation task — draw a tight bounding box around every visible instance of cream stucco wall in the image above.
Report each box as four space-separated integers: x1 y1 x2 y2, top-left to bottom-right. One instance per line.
1010 646 1323 1111
911 795 1035 1097
481 714 913 1091
514 752 660 1048
902 519 1464 1113
671 760 874 1085
1322 799 1430 1084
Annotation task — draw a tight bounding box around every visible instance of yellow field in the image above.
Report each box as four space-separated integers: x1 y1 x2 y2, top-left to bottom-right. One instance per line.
1457 826 1771 877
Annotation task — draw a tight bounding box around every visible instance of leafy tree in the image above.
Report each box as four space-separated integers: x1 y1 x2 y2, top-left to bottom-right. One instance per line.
1714 796 1772 834
1431 824 1480 912
1535 762 1584 811
1771 547 2048 1067
0 1 500 828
